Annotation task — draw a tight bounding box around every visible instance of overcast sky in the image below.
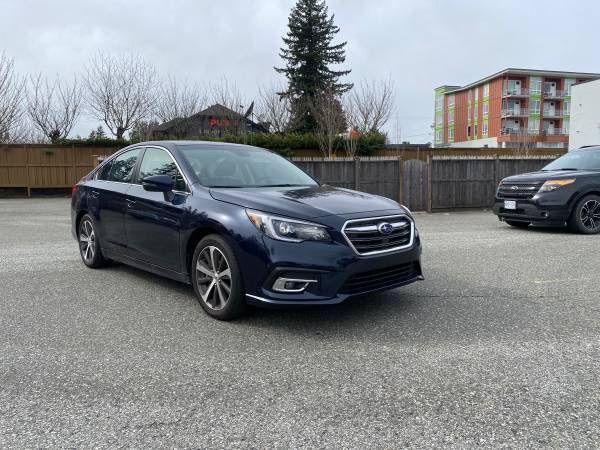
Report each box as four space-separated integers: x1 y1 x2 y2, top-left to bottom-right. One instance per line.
2 0 600 142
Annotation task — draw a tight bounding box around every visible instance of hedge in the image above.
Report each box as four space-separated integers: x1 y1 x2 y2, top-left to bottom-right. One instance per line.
56 131 386 156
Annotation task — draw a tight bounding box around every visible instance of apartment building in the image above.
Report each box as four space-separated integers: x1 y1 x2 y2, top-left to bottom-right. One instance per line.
434 68 600 148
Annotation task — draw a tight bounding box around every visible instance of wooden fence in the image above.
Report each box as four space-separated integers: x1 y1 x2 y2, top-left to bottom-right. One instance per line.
292 155 555 211
0 144 557 210
0 144 119 195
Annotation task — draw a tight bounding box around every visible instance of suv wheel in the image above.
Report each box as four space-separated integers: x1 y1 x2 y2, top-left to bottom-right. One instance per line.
191 235 247 320
78 214 109 268
569 195 600 234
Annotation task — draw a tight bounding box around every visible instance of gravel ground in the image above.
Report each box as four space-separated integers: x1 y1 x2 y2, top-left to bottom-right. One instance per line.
0 198 599 448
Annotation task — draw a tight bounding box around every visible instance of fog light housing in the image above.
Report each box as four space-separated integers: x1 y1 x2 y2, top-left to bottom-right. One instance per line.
272 277 317 293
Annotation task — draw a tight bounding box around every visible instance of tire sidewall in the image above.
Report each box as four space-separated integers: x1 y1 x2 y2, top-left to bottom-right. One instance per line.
571 194 600 234
191 234 246 320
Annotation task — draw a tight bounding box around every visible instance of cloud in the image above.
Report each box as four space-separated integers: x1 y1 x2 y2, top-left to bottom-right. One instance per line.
2 0 599 141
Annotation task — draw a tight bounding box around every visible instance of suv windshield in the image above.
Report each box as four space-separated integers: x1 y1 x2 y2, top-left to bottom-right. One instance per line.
542 149 600 171
178 144 318 188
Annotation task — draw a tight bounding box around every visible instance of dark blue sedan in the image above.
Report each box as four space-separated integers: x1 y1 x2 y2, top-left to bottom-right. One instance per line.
71 141 423 320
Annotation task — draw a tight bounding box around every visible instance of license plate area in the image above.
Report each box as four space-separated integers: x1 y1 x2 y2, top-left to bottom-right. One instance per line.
504 200 517 210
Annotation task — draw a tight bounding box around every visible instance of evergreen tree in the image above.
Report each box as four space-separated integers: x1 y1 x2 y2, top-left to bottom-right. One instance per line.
276 0 351 131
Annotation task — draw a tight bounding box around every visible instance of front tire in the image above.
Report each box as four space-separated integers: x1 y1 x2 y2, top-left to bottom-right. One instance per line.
569 195 600 234
505 220 530 229
191 235 247 320
78 214 109 268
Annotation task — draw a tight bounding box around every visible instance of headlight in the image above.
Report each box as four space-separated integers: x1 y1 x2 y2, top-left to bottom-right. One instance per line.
539 178 576 193
246 210 330 242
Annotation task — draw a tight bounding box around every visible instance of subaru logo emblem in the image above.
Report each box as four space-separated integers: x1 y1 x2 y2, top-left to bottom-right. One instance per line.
377 222 394 235
511 185 519 190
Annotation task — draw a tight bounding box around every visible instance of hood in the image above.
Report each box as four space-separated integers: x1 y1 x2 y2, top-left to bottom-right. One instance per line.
502 169 594 183
209 185 401 219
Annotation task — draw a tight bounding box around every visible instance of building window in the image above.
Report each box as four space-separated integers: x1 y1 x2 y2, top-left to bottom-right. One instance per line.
564 79 576 97
474 88 479 102
530 100 540 114
467 125 471 138
473 104 478 120
474 124 478 136
448 127 454 142
435 95 443 110
435 129 442 142
448 109 454 123
563 100 570 116
528 118 540 132
563 119 570 134
482 102 489 116
530 77 541 94
482 121 488 136
448 94 455 107
483 83 489 98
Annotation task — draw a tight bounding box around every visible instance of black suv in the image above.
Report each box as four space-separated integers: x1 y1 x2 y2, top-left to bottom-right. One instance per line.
493 146 600 234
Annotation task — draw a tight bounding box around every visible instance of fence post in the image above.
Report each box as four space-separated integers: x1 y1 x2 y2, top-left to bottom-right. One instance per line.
493 154 500 185
354 157 360 190
427 155 433 213
397 156 404 205
25 144 31 197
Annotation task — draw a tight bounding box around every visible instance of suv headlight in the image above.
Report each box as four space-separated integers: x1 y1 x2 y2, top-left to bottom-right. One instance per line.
539 178 576 193
246 210 330 242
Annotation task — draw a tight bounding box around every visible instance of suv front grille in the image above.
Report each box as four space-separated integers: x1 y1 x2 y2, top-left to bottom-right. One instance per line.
341 262 418 294
342 215 413 256
497 181 543 199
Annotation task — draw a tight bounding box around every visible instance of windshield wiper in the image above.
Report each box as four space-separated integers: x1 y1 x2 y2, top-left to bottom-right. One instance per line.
208 185 245 188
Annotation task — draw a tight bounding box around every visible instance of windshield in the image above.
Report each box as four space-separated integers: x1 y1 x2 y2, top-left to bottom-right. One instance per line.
542 150 600 171
178 144 318 188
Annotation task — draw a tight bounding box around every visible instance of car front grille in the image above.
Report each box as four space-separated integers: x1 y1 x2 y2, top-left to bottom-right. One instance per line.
497 181 543 199
342 215 413 256
340 262 419 294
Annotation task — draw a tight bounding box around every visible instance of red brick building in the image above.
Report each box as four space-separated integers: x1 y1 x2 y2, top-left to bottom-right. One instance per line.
434 69 600 149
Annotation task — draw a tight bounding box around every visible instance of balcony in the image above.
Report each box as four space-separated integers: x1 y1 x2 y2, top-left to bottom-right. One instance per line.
502 88 528 98
501 108 529 118
542 109 562 119
542 89 564 99
541 128 567 136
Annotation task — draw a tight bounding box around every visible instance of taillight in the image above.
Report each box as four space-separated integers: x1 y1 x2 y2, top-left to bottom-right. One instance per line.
71 184 78 197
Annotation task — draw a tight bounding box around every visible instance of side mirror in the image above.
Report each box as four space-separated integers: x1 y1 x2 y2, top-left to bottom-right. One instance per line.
142 175 174 192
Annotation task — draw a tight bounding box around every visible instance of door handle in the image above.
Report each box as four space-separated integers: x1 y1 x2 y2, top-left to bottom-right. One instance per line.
91 190 100 199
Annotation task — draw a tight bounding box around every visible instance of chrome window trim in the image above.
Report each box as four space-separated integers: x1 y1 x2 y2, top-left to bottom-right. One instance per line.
341 214 414 256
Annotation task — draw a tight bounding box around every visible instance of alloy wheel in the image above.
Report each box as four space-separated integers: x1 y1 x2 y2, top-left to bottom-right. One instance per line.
580 199 600 231
195 246 232 310
79 219 96 263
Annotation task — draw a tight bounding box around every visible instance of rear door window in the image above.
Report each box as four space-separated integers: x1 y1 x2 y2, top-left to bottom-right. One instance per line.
107 148 142 183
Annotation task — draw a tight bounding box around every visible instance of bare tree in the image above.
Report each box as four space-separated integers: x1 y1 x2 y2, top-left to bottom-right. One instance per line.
0 52 25 143
345 78 395 133
156 76 206 122
208 76 245 112
26 74 83 142
84 52 158 140
257 83 291 132
311 88 346 158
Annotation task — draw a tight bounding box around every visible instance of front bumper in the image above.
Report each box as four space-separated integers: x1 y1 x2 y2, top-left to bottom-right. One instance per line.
243 233 423 307
493 196 570 226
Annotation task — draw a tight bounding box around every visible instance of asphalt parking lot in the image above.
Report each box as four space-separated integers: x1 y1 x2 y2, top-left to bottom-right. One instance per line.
1 198 599 447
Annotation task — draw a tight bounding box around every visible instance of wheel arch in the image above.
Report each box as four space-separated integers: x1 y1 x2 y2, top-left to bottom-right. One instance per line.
568 190 600 217
184 225 234 276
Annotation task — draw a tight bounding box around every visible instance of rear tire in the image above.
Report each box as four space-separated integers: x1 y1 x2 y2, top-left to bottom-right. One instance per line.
569 195 600 234
505 220 530 229
77 214 109 268
191 234 247 320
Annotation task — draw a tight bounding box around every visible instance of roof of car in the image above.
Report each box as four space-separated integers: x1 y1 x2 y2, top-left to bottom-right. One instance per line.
133 140 259 150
